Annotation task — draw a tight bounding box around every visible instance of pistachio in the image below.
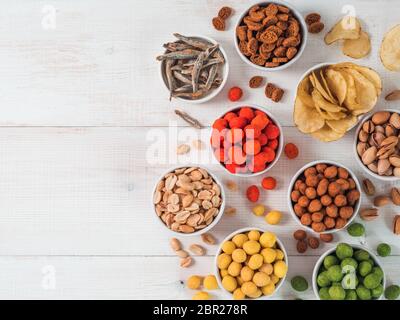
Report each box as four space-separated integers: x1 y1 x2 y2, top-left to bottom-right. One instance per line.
371 111 390 125
170 238 182 251
391 187 400 205
377 159 391 175
389 154 400 167
362 146 377 165
360 208 379 221
358 129 369 142
381 136 399 148
362 178 375 196
395 167 400 177
385 90 400 101
368 132 386 148
390 112 400 129
373 195 391 207
385 166 394 176
375 125 385 133
385 124 397 137
357 142 368 156
394 215 400 235
367 162 378 173
362 120 375 133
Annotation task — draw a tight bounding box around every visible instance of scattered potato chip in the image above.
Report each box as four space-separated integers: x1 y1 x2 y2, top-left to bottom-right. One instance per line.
342 31 371 59
380 24 400 71
324 16 361 45
293 97 325 133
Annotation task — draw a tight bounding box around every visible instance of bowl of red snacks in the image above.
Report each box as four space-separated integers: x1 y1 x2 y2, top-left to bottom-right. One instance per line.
210 105 283 176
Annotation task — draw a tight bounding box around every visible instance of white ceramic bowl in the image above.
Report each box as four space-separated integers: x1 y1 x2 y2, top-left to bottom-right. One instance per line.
210 104 284 177
234 0 308 71
312 244 386 300
354 109 400 182
151 165 225 237
287 160 362 234
214 227 288 300
160 35 229 104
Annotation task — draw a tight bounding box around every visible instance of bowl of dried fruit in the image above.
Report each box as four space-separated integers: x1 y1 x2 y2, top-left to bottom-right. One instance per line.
312 243 386 300
354 109 400 181
210 105 283 177
152 166 225 236
287 160 361 234
157 33 229 104
234 1 307 71
214 227 288 300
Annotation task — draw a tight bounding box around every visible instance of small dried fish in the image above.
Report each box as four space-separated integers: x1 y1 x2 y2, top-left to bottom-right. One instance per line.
174 109 203 129
173 90 205 99
165 59 176 100
156 49 201 61
173 71 192 85
173 33 211 50
205 64 218 91
192 51 207 92
163 42 192 52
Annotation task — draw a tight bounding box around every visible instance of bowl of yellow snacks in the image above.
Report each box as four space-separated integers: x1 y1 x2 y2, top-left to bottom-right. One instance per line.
214 227 288 299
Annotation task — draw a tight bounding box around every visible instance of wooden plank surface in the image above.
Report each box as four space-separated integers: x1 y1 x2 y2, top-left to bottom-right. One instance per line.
0 0 398 299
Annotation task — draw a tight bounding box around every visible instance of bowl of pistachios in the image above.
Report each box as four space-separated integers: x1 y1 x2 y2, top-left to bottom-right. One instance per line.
157 33 229 104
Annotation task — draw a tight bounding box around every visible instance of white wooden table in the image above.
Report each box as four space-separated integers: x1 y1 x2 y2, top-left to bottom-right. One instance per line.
0 0 399 300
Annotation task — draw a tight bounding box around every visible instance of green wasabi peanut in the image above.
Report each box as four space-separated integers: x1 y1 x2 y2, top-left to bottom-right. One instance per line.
377 243 391 257
372 266 384 279
354 249 370 262
364 273 381 289
347 223 365 237
341 258 358 273
342 273 358 289
336 243 353 260
319 287 331 300
317 271 331 287
356 285 372 300
323 255 339 269
291 276 308 292
371 284 384 299
329 285 346 300
359 261 373 277
385 285 400 300
327 265 343 282
345 289 358 300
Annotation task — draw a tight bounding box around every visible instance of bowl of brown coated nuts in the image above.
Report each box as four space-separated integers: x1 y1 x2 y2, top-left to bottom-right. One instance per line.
234 1 307 71
287 161 361 234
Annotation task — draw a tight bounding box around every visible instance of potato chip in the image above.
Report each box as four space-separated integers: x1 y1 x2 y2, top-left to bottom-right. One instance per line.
342 31 371 59
293 97 325 133
337 69 364 112
310 72 335 104
311 124 345 142
311 90 346 113
326 114 358 133
380 24 400 71
296 77 314 108
324 16 361 45
319 70 338 104
325 68 347 106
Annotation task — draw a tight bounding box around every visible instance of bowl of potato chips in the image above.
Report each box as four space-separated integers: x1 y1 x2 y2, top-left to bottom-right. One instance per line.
293 62 382 142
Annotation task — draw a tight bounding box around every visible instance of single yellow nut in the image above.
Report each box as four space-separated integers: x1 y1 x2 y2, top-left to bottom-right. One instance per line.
275 249 285 260
259 263 274 275
261 282 275 296
247 288 262 298
203 275 218 290
274 260 288 279
259 231 277 248
241 281 258 296
270 274 279 284
232 248 247 263
240 266 254 282
222 240 236 254
248 254 264 270
222 275 237 292
243 240 261 255
233 288 245 300
187 275 202 290
217 253 232 269
192 291 211 300
236 276 244 286
261 248 277 264
252 204 265 216
265 210 282 225
228 261 242 277
232 233 248 248
253 272 271 287
220 269 228 277
248 230 261 241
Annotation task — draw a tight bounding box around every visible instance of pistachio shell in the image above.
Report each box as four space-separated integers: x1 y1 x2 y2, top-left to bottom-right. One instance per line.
385 124 397 137
368 132 385 147
362 146 377 165
372 111 390 125
362 120 375 133
377 159 391 175
358 129 369 142
394 167 400 177
357 142 367 156
390 112 400 129
367 162 378 173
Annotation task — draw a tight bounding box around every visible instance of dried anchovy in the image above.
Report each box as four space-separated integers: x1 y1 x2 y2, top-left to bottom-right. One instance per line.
156 49 201 61
205 64 218 91
173 33 211 50
191 51 207 92
165 59 176 100
173 90 206 99
163 42 192 52
174 110 203 129
173 71 192 85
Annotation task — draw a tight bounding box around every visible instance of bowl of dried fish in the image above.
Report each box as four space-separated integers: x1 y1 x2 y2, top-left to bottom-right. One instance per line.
157 33 229 103
234 1 307 71
152 166 226 236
